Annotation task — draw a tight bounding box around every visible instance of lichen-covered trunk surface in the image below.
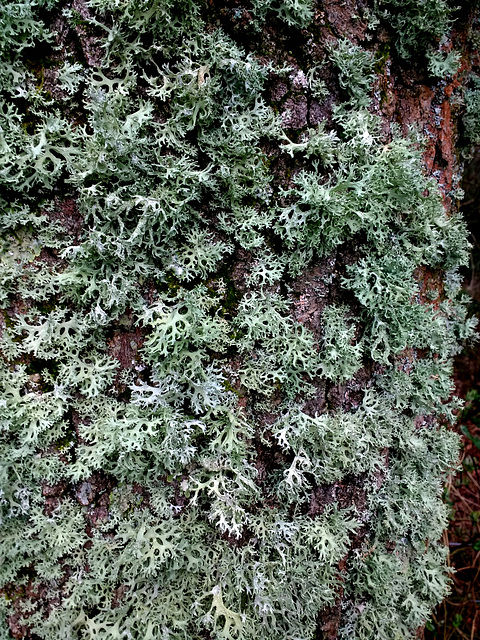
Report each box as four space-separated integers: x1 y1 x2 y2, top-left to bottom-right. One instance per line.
0 1 478 639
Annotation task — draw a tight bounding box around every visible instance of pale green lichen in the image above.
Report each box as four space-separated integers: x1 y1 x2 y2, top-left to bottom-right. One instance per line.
0 2 474 639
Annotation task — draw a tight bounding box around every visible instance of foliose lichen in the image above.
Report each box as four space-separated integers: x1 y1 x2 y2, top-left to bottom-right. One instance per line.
0 1 475 639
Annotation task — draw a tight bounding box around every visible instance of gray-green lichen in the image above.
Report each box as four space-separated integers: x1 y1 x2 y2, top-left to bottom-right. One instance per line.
0 1 474 639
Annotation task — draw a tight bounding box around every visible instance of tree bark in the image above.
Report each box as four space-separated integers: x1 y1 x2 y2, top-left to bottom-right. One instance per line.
0 1 478 639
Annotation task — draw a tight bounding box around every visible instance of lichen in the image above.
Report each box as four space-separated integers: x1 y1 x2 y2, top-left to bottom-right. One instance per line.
0 2 474 639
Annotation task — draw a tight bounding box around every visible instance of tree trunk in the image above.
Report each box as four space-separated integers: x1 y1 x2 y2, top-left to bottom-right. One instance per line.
0 1 478 639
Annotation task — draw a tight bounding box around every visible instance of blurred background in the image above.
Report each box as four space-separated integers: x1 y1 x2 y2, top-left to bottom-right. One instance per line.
425 145 480 640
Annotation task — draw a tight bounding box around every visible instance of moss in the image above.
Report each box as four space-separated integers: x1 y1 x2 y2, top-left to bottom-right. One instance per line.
68 9 89 28
374 41 391 75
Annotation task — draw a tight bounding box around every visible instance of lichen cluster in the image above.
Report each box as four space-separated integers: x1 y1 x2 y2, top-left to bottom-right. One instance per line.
0 1 475 639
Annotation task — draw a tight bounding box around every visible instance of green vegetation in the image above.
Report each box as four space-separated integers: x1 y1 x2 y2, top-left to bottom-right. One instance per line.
463 75 480 151
0 1 474 639
374 0 453 59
